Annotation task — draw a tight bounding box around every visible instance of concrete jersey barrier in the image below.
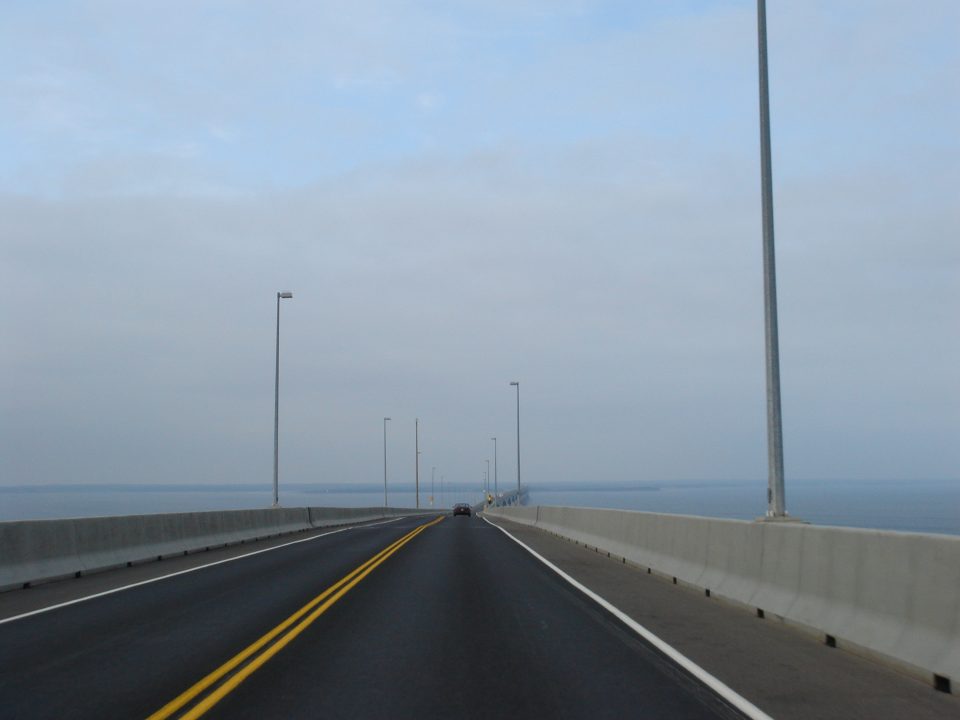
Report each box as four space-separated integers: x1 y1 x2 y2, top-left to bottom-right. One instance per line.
486 504 960 692
0 506 433 592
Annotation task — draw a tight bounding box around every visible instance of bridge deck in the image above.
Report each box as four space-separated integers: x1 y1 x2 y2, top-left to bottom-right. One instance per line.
2 513 957 719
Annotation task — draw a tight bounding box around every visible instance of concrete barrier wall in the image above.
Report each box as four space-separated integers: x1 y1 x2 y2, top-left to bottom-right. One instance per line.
486 505 960 689
0 506 432 592
306 506 428 527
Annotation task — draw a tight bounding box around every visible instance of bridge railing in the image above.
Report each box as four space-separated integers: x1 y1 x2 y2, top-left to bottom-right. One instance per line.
485 486 528 508
485 504 960 694
0 506 433 592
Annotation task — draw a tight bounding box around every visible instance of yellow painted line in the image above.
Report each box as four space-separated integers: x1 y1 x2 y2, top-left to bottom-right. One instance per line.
148 515 443 720
146 526 418 720
147 517 436 720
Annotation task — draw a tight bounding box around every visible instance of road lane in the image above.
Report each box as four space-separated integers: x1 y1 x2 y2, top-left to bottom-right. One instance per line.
199 513 749 720
0 515 433 719
150 516 444 720
2 512 756 719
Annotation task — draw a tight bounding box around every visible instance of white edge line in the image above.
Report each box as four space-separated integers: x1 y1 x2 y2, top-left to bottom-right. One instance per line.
482 515 776 720
0 516 409 626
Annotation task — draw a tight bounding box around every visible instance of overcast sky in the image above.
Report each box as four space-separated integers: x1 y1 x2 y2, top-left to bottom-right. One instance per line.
1 1 957 494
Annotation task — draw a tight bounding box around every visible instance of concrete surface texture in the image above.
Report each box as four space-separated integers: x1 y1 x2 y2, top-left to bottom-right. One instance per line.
486 515 960 720
485 505 960 692
0 506 430 591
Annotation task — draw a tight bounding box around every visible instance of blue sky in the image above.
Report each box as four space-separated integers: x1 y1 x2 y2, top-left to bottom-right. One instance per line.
1 1 958 497
6 1 955 194
2 1 757 191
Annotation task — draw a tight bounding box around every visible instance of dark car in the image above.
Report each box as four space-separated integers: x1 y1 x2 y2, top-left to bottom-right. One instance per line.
453 503 472 517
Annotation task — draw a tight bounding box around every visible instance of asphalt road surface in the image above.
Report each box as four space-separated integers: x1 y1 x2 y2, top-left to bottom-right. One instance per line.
0 514 753 719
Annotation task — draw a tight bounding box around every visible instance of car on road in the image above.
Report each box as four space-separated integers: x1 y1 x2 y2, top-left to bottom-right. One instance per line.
452 503 472 517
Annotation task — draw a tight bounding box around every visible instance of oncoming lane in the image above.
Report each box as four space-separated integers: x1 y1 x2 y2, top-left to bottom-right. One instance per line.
0 514 438 719
149 515 444 719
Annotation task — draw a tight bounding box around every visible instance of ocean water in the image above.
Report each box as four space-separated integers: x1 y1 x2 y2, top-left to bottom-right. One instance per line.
532 478 960 536
1 479 957 536
0 488 479 523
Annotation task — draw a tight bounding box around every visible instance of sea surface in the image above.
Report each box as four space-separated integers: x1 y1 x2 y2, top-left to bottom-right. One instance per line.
532 478 960 536
1 479 958 536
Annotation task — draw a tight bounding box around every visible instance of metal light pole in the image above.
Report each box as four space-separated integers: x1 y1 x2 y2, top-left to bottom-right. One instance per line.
757 0 787 518
273 291 293 507
431 466 436 507
415 418 420 509
509 381 520 496
383 417 391 507
491 437 498 498
485 459 490 500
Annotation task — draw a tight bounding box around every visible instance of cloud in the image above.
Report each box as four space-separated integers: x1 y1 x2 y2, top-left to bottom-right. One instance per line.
3 129 957 487
0 1 956 489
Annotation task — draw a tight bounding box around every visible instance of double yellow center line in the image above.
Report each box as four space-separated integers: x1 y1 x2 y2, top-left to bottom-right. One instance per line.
148 515 444 720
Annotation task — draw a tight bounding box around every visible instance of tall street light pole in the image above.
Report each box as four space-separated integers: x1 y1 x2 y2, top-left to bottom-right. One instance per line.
415 418 420 509
431 466 436 507
757 0 787 518
485 459 490 499
491 437 498 498
383 417 391 507
273 291 293 508
509 381 520 496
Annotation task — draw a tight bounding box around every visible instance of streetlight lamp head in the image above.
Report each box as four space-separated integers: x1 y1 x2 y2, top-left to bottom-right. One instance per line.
510 381 519 386
278 292 293 299
384 417 391 421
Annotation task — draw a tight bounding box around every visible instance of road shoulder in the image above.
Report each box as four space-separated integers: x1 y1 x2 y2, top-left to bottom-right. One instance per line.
485 515 960 720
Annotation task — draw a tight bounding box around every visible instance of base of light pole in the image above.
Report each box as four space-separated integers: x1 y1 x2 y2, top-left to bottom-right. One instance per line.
755 514 807 524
